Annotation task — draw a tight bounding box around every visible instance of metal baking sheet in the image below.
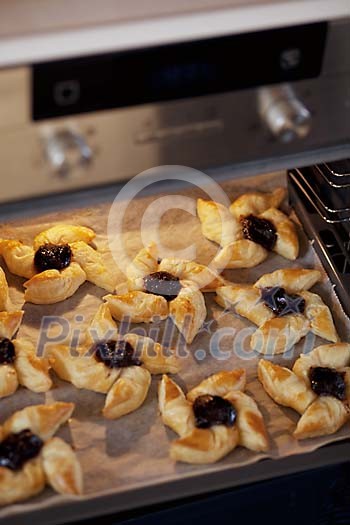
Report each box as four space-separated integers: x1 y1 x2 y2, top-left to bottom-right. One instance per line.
0 170 350 524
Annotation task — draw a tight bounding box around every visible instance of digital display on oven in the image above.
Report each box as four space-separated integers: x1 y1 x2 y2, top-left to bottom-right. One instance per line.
32 22 327 120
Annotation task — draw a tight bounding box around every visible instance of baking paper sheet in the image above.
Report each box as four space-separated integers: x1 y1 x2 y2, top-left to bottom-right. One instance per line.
0 171 349 521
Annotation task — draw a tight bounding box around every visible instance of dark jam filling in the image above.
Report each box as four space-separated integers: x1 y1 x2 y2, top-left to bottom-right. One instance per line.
0 338 16 365
241 214 277 251
193 395 236 429
34 243 72 272
261 286 305 317
143 271 182 301
309 366 346 401
93 339 142 368
0 429 43 471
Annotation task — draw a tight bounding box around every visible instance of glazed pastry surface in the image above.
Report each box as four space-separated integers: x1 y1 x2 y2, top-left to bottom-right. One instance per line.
159 370 268 463
258 343 350 439
0 403 82 505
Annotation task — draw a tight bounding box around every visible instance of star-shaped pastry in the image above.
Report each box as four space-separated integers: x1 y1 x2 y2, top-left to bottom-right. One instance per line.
197 188 299 269
0 402 82 506
0 267 51 398
0 225 116 304
158 369 268 464
48 304 181 419
258 342 350 439
104 244 226 344
216 268 338 355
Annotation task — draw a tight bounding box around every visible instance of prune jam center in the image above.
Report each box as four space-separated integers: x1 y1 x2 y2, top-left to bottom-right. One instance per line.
241 214 277 251
34 243 72 272
0 429 43 470
193 395 236 429
0 338 16 365
94 339 142 368
261 286 305 316
309 366 346 401
143 271 182 301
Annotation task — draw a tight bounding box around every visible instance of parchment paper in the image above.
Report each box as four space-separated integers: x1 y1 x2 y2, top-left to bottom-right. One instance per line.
1 171 350 521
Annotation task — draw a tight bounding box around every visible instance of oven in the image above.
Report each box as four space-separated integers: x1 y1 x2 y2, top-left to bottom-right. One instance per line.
1 1 350 524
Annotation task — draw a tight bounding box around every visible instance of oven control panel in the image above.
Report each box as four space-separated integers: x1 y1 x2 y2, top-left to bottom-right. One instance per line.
32 22 327 121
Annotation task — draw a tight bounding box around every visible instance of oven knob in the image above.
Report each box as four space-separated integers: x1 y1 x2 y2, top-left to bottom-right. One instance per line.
43 129 93 177
258 85 311 143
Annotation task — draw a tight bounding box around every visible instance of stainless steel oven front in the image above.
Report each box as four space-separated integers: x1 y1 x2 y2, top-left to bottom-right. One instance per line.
0 17 349 203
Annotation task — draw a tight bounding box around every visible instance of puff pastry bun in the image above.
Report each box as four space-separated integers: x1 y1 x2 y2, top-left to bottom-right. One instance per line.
0 338 52 399
107 244 214 343
159 369 268 464
0 266 23 341
0 224 117 304
0 402 82 506
197 188 298 268
48 304 180 419
258 342 350 439
0 268 50 398
216 268 337 355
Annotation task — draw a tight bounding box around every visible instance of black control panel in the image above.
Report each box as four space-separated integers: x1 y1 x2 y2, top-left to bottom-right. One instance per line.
32 22 327 121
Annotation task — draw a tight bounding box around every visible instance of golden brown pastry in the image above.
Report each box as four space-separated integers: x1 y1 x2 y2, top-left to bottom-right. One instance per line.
104 291 169 323
48 344 121 394
1 224 114 304
187 369 247 402
24 263 87 305
126 242 159 281
85 303 119 345
124 333 180 375
258 208 299 260
229 187 286 219
159 370 268 463
300 291 339 342
48 305 180 419
169 283 206 344
225 390 269 452
120 244 225 294
158 374 195 437
254 268 322 293
103 366 152 419
251 314 310 354
217 268 335 355
259 344 350 439
0 311 23 340
294 396 348 439
41 437 83 495
33 224 95 250
2 402 74 440
0 457 46 507
170 426 239 464
0 402 82 506
258 359 316 415
216 285 274 326
159 257 226 292
0 267 9 311
106 246 210 343
197 198 242 246
198 188 294 269
0 268 24 338
292 343 350 385
71 240 116 292
213 240 268 269
0 337 52 399
0 240 35 279
13 339 53 393
0 365 18 398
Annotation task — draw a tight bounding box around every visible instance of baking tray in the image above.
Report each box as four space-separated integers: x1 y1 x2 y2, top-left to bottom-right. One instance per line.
1 170 350 525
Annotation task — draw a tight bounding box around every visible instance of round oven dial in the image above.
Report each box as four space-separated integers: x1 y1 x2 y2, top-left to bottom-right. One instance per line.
42 128 93 177
258 85 312 143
